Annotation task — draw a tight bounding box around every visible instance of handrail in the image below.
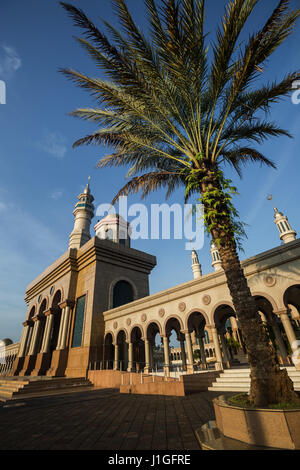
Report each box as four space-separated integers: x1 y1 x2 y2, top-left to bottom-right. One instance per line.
0 354 17 377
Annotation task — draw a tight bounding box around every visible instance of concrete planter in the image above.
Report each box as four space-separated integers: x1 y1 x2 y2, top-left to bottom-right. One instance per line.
213 395 300 450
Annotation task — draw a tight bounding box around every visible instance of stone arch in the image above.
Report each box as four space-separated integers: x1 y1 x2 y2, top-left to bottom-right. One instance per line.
213 303 236 331
283 284 300 311
116 328 129 343
116 329 128 371
27 305 36 320
253 293 292 364
50 290 63 352
129 324 145 341
186 310 208 336
104 332 114 369
163 315 184 336
24 306 36 356
109 277 137 310
104 330 115 344
251 291 278 313
130 325 145 369
185 308 210 330
253 295 275 318
52 290 62 307
145 320 163 339
36 299 48 353
212 300 235 314
38 298 48 315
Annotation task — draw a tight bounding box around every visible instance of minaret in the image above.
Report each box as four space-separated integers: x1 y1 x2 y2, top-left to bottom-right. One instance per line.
69 177 95 250
273 207 296 244
94 213 131 248
210 241 223 271
191 249 202 279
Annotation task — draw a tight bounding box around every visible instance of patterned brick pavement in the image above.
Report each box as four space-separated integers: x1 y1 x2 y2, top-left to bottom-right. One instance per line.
0 389 227 450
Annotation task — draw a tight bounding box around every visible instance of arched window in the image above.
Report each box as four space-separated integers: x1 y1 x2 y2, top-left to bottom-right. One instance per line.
28 306 35 319
119 230 126 246
72 295 86 348
113 280 134 308
280 222 286 232
204 330 209 344
105 229 114 240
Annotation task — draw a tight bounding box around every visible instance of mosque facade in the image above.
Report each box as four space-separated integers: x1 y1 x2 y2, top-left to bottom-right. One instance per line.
2 181 300 378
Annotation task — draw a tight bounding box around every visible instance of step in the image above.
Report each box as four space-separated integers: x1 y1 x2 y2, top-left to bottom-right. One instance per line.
0 379 29 385
17 380 91 395
221 374 250 379
0 377 93 402
0 383 26 392
209 366 300 392
216 377 250 384
223 370 250 375
208 385 249 392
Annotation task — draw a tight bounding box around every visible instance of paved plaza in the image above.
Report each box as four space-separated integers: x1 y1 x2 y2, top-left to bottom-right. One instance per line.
0 389 227 451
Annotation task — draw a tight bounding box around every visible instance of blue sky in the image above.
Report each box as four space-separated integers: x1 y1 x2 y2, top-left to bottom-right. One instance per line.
0 0 300 342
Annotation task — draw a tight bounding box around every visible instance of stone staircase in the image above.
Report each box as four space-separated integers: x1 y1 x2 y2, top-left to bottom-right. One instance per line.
208 367 300 392
0 376 93 402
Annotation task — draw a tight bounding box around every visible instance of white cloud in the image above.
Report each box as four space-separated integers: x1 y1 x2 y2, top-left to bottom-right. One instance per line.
0 203 66 342
51 189 63 200
0 201 7 211
0 45 22 79
36 132 67 158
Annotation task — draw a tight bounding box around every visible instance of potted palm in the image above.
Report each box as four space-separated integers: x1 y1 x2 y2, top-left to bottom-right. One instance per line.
60 0 300 448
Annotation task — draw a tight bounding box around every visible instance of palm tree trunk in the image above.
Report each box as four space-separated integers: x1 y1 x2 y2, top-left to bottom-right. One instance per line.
218 243 296 407
200 170 297 407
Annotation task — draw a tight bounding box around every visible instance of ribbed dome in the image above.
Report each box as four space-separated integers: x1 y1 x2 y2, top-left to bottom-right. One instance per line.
0 338 13 346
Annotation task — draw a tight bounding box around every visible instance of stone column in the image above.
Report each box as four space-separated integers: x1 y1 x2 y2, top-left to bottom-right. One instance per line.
18 324 31 357
162 335 170 377
270 317 289 365
60 306 70 350
183 331 194 374
144 340 150 373
219 333 230 368
113 344 119 370
230 317 242 346
56 307 66 350
149 341 154 370
57 301 74 350
179 336 187 371
28 316 42 355
210 326 223 370
198 336 207 369
288 305 300 326
127 342 133 372
42 311 54 353
276 309 300 369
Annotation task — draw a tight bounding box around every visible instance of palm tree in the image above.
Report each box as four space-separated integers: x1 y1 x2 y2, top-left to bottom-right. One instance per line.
60 0 300 407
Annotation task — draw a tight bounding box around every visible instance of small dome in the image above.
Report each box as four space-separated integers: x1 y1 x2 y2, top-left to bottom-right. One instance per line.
0 338 13 346
274 207 283 218
101 213 127 223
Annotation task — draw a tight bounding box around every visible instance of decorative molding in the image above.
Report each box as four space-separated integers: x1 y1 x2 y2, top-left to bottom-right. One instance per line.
264 275 276 287
141 314 147 323
126 318 131 326
113 321 118 329
44 307 60 316
158 308 165 318
59 300 75 309
202 295 211 305
178 302 186 312
32 314 44 322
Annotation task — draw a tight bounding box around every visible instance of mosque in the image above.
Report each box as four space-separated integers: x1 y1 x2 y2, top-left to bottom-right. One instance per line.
1 180 300 381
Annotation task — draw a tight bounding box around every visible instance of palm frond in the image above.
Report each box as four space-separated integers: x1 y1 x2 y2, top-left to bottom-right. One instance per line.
111 170 183 204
